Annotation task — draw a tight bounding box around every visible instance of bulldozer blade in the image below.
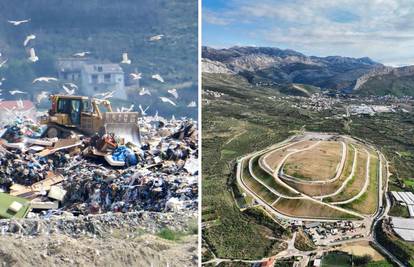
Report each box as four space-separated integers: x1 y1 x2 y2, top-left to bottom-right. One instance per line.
103 112 141 145
104 123 141 145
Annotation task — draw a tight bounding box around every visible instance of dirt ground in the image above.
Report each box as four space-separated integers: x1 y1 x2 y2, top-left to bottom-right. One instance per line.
0 233 197 267
284 141 342 181
338 241 384 261
283 144 355 196
263 141 313 170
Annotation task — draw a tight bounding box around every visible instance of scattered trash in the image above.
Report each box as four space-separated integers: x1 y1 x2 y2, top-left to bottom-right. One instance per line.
0 115 198 218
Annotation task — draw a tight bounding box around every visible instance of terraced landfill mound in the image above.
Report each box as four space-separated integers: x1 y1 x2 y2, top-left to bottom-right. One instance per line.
238 133 383 220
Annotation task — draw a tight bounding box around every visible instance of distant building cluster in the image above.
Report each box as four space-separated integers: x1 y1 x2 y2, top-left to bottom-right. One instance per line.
57 58 138 100
348 104 395 116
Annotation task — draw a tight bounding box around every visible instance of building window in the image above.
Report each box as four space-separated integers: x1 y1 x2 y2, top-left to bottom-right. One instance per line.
98 66 103 72
104 74 111 83
94 86 98 91
91 74 98 84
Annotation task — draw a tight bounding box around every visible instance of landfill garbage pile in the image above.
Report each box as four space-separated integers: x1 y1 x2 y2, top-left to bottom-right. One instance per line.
0 115 198 219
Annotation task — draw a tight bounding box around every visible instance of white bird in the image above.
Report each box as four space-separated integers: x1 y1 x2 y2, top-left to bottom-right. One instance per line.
73 51 90 57
0 78 5 86
187 101 197 108
138 104 150 116
23 34 36 46
28 48 38 62
94 91 114 100
62 84 75 95
0 59 7 68
8 19 30 26
9 90 27 95
167 88 178 99
129 72 142 80
36 91 49 103
33 77 58 83
159 97 176 106
121 53 131 64
152 74 164 83
139 87 151 96
121 104 134 112
149 34 164 41
64 82 78 90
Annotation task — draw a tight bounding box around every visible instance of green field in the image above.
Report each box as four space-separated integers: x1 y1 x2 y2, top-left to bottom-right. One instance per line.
250 155 300 197
341 153 379 215
242 159 278 204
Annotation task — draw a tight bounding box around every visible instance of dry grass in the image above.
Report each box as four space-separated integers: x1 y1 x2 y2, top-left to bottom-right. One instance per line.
282 144 355 196
339 241 384 261
263 141 314 170
273 198 355 219
283 141 342 181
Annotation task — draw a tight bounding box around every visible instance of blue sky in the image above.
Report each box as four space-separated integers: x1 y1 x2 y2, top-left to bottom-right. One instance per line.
203 0 414 66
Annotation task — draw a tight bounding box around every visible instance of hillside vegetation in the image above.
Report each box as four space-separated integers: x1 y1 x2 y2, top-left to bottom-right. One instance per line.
0 0 197 117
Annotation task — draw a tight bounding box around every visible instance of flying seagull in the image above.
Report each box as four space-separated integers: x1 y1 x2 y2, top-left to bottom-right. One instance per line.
121 104 134 112
62 84 75 95
9 90 27 95
187 101 197 108
64 82 78 90
33 77 58 83
0 59 7 68
159 96 176 106
152 74 164 83
121 52 131 64
138 104 150 116
28 48 38 62
8 19 30 26
73 51 90 57
149 34 164 41
23 34 36 46
36 91 49 103
129 72 142 80
94 91 114 100
167 88 178 99
139 87 151 96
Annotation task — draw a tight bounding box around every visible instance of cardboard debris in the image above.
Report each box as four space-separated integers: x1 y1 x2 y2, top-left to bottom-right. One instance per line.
9 201 23 212
9 172 64 199
48 186 67 201
30 199 59 210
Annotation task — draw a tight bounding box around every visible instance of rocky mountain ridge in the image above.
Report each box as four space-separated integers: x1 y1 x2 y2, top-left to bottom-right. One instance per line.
202 46 383 92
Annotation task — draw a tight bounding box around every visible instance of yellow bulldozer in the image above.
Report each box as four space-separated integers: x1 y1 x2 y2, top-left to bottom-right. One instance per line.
40 95 140 144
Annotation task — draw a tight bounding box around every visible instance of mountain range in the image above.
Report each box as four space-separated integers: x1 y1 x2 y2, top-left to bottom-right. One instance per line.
202 46 414 96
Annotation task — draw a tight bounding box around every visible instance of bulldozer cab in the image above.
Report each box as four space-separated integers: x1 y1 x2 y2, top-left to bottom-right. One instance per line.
54 97 88 125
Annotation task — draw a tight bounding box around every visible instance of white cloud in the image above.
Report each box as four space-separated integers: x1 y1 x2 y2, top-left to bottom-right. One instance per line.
204 0 414 65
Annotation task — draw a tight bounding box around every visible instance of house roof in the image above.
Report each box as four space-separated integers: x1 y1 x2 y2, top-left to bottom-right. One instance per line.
0 100 35 111
57 57 91 72
82 63 123 74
